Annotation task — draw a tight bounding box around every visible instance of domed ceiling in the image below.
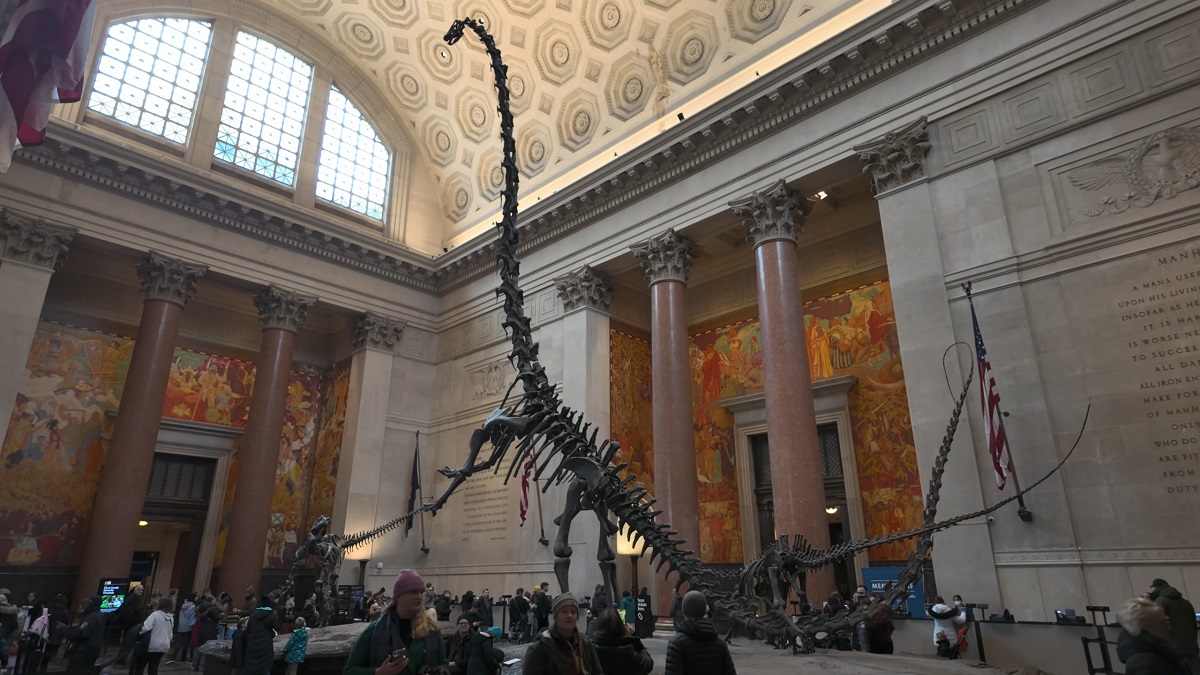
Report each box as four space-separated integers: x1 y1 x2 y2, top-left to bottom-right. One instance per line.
268 0 887 245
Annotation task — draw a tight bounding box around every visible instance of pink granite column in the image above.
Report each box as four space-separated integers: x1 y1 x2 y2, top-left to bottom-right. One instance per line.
220 286 315 599
730 180 833 602
631 229 701 612
75 253 207 607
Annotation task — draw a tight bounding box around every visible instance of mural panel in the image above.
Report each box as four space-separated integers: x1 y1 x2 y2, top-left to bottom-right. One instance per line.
609 331 654 496
307 364 349 530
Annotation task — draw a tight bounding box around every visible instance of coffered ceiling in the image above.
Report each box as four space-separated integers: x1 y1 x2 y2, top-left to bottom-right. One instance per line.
265 0 888 244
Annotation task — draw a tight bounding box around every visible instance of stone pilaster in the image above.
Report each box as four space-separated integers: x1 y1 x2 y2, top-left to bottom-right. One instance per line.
553 265 614 313
630 228 700 285
1 209 75 268
350 312 406 352
254 285 317 332
728 179 811 246
854 117 932 195
136 252 207 306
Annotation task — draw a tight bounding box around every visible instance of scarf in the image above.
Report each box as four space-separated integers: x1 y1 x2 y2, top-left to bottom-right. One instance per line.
545 628 588 675
369 609 413 669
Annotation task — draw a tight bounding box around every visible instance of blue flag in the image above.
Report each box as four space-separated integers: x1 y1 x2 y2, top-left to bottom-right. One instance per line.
405 431 420 536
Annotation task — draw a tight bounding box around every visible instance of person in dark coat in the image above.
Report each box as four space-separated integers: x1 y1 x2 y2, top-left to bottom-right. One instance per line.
522 594 603 675
478 590 494 629
590 609 652 675
342 569 448 675
465 620 501 675
43 594 71 674
191 595 223 671
64 596 105 675
665 590 736 675
864 601 895 654
1117 598 1191 675
446 617 472 675
510 589 530 644
1148 578 1200 672
460 592 476 617
230 618 249 672
243 596 279 675
435 592 454 623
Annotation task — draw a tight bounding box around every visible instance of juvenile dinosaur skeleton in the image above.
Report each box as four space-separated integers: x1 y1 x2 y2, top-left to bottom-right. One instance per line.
302 19 1085 647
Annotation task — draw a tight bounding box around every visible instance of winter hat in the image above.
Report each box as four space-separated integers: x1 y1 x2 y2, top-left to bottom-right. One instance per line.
393 569 425 597
1151 578 1168 589
259 595 273 607
682 590 707 619
550 593 578 617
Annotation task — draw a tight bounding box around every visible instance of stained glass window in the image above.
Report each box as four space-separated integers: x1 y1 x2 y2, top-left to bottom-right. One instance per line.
87 18 212 144
214 31 312 186
316 87 390 220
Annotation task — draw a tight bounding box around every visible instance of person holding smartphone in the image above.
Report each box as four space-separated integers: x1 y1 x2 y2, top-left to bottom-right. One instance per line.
344 570 447 675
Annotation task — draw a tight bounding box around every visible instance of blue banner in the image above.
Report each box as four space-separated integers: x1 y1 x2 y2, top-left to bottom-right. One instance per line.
861 567 926 619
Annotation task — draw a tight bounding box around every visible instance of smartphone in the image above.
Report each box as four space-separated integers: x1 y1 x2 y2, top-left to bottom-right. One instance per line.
389 648 408 663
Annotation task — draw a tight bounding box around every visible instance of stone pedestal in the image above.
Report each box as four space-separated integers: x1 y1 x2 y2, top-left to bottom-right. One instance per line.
631 230 701 611
221 286 316 597
331 312 404 577
75 252 207 606
730 180 833 602
0 213 74 420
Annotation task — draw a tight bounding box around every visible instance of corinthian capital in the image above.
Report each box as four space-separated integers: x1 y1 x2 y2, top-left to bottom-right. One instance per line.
630 229 701 285
553 265 614 313
136 252 208 306
854 117 931 195
0 210 76 269
254 286 317 332
350 312 406 351
729 179 810 246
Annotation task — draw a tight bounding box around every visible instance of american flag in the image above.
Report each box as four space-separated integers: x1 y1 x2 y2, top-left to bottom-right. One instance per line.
0 0 95 171
519 450 533 526
404 431 420 536
971 301 1012 490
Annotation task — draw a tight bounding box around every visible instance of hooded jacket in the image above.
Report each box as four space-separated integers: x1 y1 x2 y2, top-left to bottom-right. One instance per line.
285 626 308 663
929 603 966 646
1117 628 1191 675
590 627 652 675
1149 584 1199 658
243 606 279 675
140 609 175 653
665 618 736 675
522 627 604 675
465 629 501 675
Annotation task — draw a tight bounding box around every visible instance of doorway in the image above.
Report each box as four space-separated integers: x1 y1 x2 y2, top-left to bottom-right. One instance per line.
139 453 215 601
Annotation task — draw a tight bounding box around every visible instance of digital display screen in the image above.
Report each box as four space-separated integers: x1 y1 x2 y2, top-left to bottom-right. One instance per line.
99 579 129 613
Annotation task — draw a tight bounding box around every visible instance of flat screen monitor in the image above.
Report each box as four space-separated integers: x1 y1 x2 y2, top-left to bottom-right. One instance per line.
99 579 129 613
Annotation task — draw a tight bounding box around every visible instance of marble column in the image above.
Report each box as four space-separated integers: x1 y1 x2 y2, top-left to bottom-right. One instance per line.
75 253 207 606
855 118 1002 607
331 312 404 579
221 286 316 597
0 211 75 418
552 265 614 596
729 179 833 601
631 229 701 609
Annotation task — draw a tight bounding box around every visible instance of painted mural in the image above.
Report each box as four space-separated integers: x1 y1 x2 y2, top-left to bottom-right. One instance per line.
683 281 923 563
608 331 654 496
307 364 349 527
1 321 339 571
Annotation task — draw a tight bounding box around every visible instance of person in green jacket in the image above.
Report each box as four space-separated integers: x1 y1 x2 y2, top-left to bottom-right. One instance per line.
344 570 447 675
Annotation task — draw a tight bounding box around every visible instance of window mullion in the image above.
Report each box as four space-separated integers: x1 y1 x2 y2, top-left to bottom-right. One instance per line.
186 20 235 169
294 70 332 209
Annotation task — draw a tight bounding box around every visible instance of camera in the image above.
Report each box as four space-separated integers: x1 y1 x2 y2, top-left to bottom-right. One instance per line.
986 516 995 524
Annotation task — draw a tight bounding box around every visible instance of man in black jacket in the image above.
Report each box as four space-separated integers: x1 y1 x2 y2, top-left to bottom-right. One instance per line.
64 596 105 675
1148 579 1199 673
665 590 737 675
510 589 530 643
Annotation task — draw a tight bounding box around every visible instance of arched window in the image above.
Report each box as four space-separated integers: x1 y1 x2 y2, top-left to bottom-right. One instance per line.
316 87 390 220
214 31 312 186
87 18 212 144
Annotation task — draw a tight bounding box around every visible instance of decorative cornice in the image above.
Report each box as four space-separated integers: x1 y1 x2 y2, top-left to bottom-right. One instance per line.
16 0 1042 294
254 285 317 332
553 265 614 313
0 209 76 269
728 179 810 246
854 117 932 195
350 312 406 351
136 252 208 306
994 547 1200 566
630 228 700 285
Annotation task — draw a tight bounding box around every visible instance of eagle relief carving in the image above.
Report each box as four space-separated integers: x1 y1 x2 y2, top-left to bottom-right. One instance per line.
1067 126 1200 218
470 358 514 400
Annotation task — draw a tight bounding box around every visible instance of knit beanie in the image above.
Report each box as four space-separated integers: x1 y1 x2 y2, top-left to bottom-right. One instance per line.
682 590 707 619
550 593 578 617
393 569 425 597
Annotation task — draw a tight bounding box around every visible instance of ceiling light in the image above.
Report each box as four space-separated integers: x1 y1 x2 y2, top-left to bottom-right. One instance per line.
816 191 828 200
138 520 149 527
824 506 839 515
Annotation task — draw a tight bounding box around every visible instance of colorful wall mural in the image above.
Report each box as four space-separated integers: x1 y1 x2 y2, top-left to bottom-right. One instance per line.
608 281 922 566
308 365 350 527
0 321 345 571
609 331 654 496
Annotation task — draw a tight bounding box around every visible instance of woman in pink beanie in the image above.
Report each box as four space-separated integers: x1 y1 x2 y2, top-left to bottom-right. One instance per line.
344 570 447 675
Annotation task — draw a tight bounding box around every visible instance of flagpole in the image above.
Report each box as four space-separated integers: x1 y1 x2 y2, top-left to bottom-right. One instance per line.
962 282 1033 523
534 477 549 547
417 431 430 553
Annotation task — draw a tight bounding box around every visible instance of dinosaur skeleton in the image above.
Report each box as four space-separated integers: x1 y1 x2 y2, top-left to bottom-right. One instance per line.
291 18 1083 647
